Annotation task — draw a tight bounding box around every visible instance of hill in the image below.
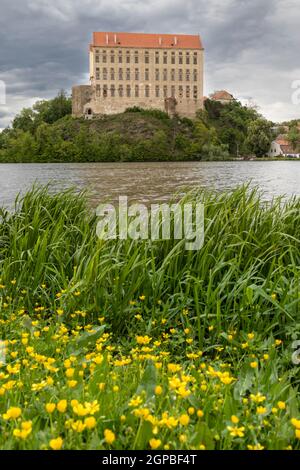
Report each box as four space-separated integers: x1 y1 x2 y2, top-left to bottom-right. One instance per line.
0 91 282 162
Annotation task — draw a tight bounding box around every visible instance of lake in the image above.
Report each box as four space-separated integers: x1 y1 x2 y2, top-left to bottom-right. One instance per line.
0 161 299 209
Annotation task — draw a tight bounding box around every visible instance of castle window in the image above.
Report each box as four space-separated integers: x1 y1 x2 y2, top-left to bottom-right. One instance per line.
111 68 115 80
126 68 130 80
171 52 175 64
145 69 149 81
110 51 115 63
171 69 175 81
118 68 123 80
134 51 139 64
126 51 130 63
111 85 115 97
155 69 159 81
186 52 190 65
179 52 183 65
171 85 175 97
96 55 100 63
145 51 149 64
118 85 123 97
155 86 160 98
186 85 190 98
155 52 159 64
163 51 168 64
193 69 198 81
186 69 190 81
163 69 167 81
135 68 139 80
193 53 198 65
135 85 139 97
163 86 168 98
103 68 107 80
126 85 131 97
96 68 100 80
102 52 107 63
178 69 183 81
193 86 198 99
103 85 108 97
96 85 101 97
118 51 123 63
145 85 150 98
179 85 183 98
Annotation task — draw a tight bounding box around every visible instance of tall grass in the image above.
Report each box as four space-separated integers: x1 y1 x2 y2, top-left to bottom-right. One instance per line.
0 185 299 343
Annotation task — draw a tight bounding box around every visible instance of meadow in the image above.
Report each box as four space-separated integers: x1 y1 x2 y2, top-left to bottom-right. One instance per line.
0 185 299 450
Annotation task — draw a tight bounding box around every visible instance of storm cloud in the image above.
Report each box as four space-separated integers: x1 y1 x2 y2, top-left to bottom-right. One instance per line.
0 0 299 128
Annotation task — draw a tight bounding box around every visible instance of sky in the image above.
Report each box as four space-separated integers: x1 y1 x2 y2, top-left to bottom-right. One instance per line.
0 0 300 129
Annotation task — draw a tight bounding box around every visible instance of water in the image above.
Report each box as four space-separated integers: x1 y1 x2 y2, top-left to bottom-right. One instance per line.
0 161 299 209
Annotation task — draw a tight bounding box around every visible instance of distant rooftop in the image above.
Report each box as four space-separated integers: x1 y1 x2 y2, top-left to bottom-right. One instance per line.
210 90 234 101
92 32 203 49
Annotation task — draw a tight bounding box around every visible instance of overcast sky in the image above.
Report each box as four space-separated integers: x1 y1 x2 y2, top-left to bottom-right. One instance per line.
0 0 300 129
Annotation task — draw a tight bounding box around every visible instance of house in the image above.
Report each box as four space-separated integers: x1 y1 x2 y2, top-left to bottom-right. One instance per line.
268 135 300 158
72 32 204 119
209 90 235 104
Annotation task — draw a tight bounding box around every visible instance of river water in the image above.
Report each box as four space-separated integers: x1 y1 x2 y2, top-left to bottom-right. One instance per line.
0 161 299 208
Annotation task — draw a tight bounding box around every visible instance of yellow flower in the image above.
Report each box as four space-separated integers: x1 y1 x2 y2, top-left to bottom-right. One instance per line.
57 400 67 413
136 335 151 345
68 380 78 388
45 403 56 414
227 426 245 437
3 407 22 420
250 362 258 369
139 295 146 301
13 421 32 440
231 415 239 424
256 406 267 415
104 429 116 445
248 333 255 340
179 414 190 426
155 386 163 395
247 443 264 450
291 418 300 430
84 417 97 429
149 438 161 450
49 437 63 450
295 430 300 439
65 368 75 378
197 410 204 418
277 401 286 410
188 407 195 415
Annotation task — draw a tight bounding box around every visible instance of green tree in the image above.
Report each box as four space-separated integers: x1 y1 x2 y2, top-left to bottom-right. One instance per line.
245 119 272 157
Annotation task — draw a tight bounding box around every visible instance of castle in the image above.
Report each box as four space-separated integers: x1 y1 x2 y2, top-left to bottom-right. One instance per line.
72 32 204 119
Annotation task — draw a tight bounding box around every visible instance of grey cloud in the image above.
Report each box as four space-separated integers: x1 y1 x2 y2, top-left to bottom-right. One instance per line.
0 0 300 129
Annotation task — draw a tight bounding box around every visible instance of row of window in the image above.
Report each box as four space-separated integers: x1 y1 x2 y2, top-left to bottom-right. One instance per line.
95 84 199 99
95 50 199 65
95 68 199 82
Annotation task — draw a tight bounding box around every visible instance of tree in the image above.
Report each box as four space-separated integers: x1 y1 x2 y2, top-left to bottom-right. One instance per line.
12 90 72 134
288 126 300 150
245 119 273 157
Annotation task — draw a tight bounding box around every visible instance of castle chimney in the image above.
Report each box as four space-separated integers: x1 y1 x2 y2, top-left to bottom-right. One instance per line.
174 36 178 46
114 34 117 44
106 34 109 45
159 37 162 46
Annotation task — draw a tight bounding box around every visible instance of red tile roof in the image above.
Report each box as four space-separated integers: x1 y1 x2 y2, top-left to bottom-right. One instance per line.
92 32 203 49
210 90 234 101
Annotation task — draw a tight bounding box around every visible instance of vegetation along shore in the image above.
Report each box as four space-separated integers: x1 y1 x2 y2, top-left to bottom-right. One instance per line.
0 185 299 450
1 91 300 162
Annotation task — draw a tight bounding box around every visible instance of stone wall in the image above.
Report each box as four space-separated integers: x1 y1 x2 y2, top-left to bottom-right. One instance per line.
72 85 93 117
